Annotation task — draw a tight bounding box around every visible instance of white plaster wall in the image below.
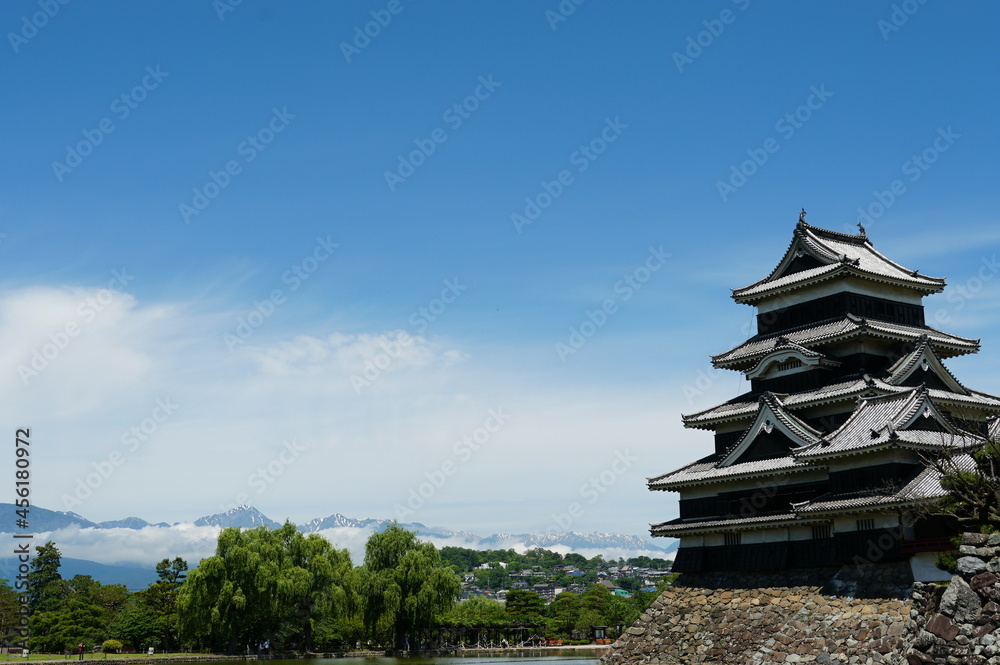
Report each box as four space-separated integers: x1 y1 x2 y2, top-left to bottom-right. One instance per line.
833 512 900 532
703 533 723 546
910 552 952 582
756 278 923 313
679 535 705 548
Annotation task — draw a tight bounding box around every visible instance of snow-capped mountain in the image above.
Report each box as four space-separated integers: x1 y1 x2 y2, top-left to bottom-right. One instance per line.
299 512 390 531
0 503 676 557
193 505 280 529
97 517 171 529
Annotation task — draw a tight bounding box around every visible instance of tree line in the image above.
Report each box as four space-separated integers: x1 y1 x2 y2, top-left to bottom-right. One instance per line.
1 523 674 653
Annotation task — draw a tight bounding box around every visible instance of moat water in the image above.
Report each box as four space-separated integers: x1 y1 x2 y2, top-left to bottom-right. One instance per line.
267 657 598 665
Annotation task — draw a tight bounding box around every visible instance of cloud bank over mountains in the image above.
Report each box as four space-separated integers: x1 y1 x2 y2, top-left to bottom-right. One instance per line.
0 504 675 570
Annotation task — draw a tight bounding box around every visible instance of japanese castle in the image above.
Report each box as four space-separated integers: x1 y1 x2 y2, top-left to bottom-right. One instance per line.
652 214 1000 574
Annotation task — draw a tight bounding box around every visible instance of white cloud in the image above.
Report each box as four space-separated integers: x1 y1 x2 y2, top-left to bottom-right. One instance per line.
0 284 697 538
12 524 223 567
1 524 674 570
245 330 468 377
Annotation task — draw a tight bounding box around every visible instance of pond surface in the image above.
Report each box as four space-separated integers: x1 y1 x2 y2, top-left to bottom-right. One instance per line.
267 656 599 665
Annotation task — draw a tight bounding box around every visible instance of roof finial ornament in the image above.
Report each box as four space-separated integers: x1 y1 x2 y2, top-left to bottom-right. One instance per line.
857 219 866 237
799 208 807 224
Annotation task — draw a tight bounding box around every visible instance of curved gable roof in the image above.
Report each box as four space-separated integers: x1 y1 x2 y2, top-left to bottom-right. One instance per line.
885 334 968 394
718 392 823 467
732 221 945 304
795 387 983 460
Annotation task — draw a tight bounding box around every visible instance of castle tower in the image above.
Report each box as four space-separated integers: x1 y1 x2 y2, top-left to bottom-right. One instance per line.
651 216 1000 573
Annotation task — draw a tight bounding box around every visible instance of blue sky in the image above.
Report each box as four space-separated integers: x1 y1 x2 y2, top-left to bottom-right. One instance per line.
4 1 1000 544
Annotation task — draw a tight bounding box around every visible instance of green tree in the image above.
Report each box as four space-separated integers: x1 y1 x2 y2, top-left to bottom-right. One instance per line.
473 567 508 591
356 524 460 649
155 557 188 585
0 579 22 645
575 584 612 633
27 542 63 612
439 547 480 571
178 526 286 652
616 577 641 592
926 436 1000 529
177 523 351 653
442 595 508 628
504 590 545 621
109 597 164 651
548 592 580 638
278 523 352 650
28 574 127 652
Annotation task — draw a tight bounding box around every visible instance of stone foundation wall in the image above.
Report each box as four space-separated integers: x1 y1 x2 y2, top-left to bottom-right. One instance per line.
904 532 1000 664
602 562 916 664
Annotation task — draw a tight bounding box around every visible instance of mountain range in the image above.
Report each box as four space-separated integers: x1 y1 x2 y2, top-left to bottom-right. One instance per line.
0 503 674 554
0 503 675 588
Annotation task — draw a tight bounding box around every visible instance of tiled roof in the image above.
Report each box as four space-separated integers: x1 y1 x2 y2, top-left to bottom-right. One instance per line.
711 315 979 369
795 388 985 460
683 376 880 428
648 453 816 490
650 512 804 536
885 335 969 394
717 393 822 466
683 374 1000 431
732 222 945 303
793 457 974 514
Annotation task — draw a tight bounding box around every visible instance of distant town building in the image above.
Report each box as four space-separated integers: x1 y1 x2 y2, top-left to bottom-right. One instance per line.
650 217 1000 576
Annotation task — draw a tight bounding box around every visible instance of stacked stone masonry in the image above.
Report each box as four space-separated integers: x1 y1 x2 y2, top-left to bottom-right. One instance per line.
905 532 1000 665
602 562 914 664
603 537 1000 664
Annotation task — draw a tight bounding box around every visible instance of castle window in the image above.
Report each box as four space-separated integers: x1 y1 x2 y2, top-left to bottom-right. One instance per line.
775 358 803 373
856 518 875 531
724 532 741 546
811 524 832 539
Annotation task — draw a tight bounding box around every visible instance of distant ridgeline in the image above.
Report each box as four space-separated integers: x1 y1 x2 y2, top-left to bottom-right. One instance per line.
0 503 673 588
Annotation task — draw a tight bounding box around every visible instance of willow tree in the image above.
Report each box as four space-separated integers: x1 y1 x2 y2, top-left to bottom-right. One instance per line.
277 523 352 650
356 524 460 650
177 523 351 652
